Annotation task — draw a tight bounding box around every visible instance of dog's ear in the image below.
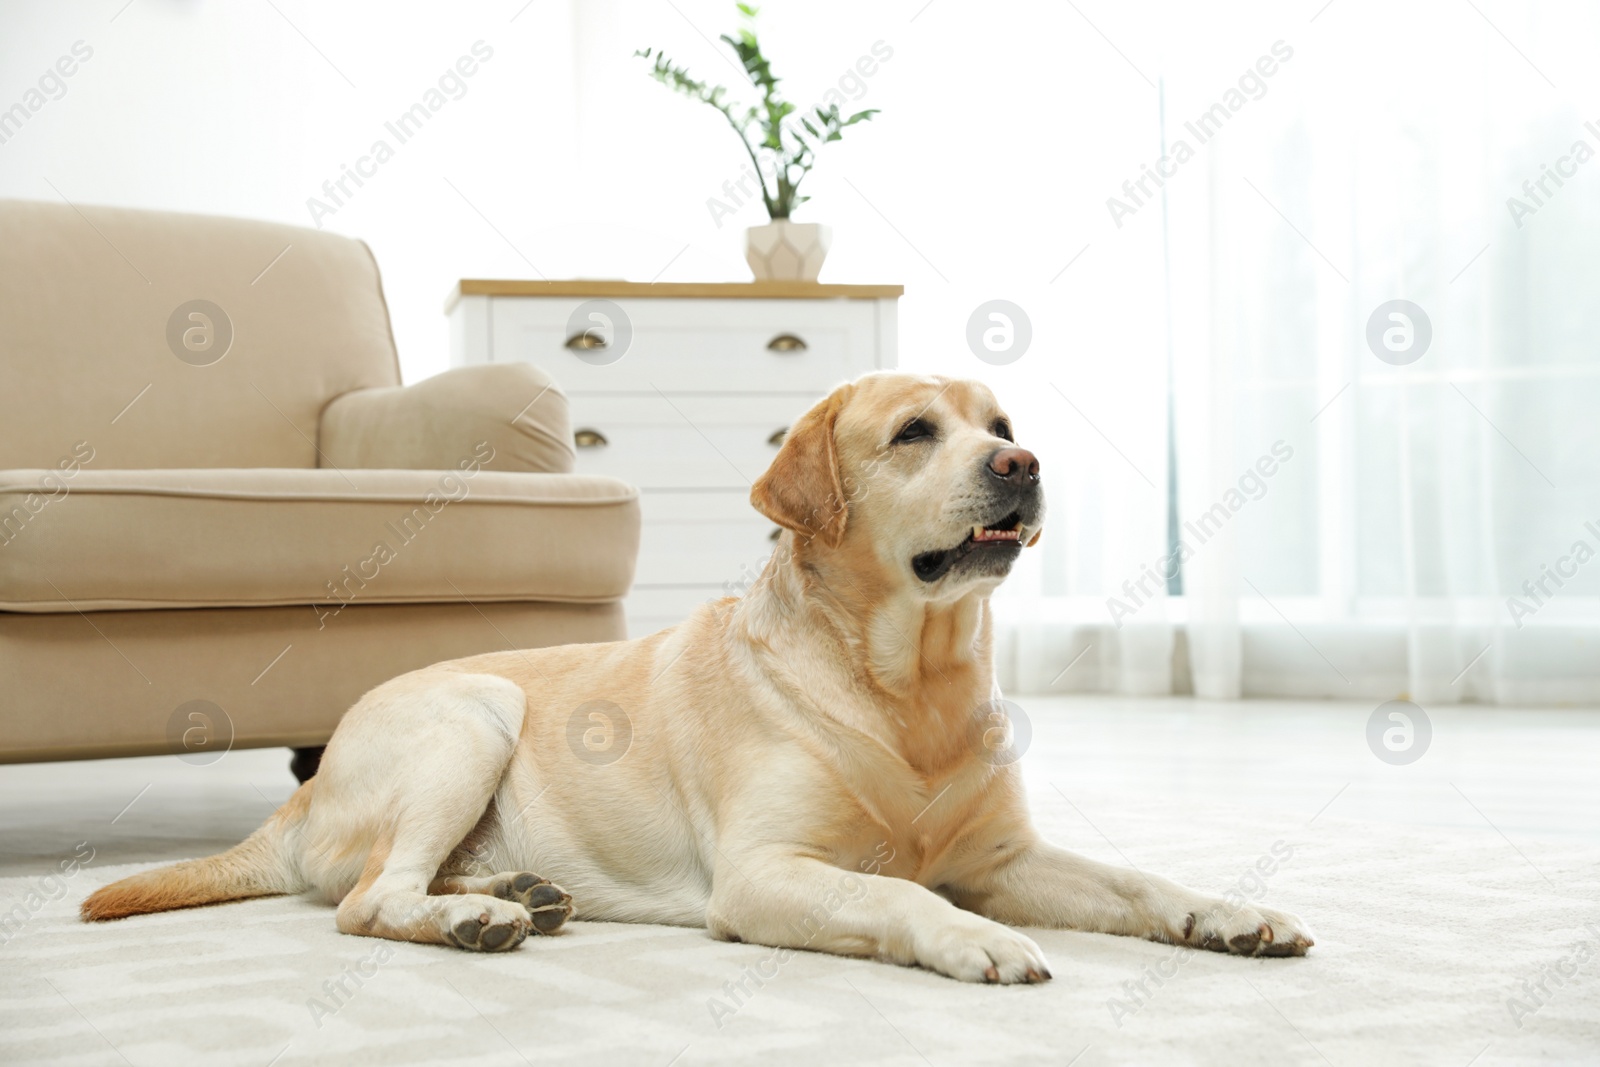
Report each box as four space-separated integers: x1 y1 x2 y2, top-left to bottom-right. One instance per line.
751 387 851 548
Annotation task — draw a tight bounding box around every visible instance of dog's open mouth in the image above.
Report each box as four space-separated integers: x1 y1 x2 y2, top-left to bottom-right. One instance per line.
911 511 1023 582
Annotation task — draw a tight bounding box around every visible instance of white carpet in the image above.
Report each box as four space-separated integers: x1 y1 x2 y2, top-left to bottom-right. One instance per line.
3 792 1598 1067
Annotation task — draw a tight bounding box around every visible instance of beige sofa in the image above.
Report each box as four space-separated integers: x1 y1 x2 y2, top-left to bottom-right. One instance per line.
0 200 639 772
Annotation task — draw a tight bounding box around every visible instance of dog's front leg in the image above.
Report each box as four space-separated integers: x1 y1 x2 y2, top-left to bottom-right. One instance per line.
706 853 1052 983
945 842 1314 958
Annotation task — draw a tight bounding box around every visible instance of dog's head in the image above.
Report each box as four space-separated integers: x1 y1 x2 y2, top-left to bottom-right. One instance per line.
751 373 1044 599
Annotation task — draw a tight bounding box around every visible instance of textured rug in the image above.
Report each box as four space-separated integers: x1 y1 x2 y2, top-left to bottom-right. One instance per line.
3 792 1598 1067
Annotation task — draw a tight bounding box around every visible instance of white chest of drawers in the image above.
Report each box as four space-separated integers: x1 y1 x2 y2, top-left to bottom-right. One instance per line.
446 280 901 636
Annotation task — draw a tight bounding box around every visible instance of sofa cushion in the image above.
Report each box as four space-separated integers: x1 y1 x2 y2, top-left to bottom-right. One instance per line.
0 468 639 614
0 200 401 471
320 363 577 476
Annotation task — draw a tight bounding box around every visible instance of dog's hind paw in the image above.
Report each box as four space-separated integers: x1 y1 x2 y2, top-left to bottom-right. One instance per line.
491 873 574 934
444 898 531 952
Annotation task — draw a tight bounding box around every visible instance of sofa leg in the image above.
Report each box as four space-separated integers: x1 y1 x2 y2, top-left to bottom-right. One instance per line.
289 746 325 784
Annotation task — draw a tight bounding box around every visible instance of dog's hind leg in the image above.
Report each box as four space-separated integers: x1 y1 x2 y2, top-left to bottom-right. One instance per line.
331 672 535 952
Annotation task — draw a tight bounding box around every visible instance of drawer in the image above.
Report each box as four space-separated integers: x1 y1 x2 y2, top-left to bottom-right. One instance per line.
490 297 879 393
567 394 815 490
634 490 778 587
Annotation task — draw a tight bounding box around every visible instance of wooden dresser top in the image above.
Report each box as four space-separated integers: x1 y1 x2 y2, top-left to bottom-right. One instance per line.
447 279 903 312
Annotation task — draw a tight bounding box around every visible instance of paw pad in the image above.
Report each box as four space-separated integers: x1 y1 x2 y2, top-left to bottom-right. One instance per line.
1227 931 1261 955
449 913 529 953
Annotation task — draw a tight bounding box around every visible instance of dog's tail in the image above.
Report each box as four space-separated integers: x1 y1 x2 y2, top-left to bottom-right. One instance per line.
81 778 316 922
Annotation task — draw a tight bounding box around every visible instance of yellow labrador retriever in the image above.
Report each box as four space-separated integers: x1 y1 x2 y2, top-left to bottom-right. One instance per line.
83 372 1313 981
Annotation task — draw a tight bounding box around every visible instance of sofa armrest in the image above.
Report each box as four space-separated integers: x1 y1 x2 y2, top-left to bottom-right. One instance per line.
319 363 575 473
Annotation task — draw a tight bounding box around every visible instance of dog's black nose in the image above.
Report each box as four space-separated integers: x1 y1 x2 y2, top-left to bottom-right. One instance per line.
987 447 1040 488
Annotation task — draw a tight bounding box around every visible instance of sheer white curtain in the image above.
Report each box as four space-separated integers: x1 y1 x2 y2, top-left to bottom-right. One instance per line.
996 3 1600 703
1151 2 1600 704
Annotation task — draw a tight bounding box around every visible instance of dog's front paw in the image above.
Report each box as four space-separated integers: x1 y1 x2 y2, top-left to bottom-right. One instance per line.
913 914 1052 984
1177 900 1314 958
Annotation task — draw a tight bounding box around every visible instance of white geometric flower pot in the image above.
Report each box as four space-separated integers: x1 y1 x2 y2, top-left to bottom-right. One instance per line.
745 221 832 282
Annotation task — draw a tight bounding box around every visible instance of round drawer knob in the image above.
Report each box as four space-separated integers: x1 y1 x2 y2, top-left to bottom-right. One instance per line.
573 428 608 448
769 527 782 541
767 333 807 353
767 427 788 446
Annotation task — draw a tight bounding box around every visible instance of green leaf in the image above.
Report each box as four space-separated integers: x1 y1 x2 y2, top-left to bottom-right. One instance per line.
637 0 880 217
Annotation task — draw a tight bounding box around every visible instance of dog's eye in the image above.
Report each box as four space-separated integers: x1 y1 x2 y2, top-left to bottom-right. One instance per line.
993 419 1013 442
892 418 934 445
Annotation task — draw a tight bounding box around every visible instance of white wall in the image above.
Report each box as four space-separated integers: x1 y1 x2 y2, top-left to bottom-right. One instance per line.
0 0 578 381
0 0 1195 387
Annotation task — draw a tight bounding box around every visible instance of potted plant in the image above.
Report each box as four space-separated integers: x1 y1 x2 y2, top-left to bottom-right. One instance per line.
637 4 879 281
